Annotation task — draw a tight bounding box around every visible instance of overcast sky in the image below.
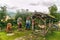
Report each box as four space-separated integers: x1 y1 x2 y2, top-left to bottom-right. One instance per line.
0 0 60 13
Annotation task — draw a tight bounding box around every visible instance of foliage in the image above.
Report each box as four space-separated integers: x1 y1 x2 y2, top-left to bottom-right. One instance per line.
49 4 60 21
49 4 57 16
0 6 7 28
15 10 32 21
6 19 17 26
0 21 7 29
54 13 60 21
0 6 7 21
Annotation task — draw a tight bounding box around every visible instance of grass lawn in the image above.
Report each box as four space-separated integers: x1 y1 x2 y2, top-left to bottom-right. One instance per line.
46 31 60 40
0 30 32 40
0 30 60 40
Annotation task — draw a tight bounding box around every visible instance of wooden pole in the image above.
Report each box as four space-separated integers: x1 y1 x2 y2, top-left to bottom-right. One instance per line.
49 20 51 27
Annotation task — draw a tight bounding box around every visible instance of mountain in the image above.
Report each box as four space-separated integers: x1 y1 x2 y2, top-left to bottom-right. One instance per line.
7 11 16 18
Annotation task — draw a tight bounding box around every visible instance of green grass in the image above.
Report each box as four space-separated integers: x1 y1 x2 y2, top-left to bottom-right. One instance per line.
0 30 60 40
46 31 60 40
0 30 32 40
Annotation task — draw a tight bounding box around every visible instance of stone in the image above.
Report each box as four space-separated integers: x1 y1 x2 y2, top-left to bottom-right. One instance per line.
7 33 14 36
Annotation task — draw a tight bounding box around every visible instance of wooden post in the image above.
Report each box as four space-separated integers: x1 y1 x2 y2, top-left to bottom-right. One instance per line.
49 20 51 27
52 20 53 25
44 19 46 26
46 20 51 35
43 19 46 36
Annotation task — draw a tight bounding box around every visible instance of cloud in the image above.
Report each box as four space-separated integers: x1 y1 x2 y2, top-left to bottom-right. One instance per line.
29 2 40 6
42 2 54 6
0 0 60 13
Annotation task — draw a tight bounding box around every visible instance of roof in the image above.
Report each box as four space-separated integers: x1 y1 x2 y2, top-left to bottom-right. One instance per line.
32 12 56 20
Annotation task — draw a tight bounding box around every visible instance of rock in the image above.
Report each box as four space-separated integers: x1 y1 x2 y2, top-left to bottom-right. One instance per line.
7 33 14 36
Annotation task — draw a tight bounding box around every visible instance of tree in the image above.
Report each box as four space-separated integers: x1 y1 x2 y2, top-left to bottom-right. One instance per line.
49 4 57 16
0 6 7 21
15 10 21 20
48 4 60 21
15 9 31 21
0 6 7 28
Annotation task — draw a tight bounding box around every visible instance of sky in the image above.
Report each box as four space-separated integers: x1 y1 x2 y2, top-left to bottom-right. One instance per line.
0 0 60 13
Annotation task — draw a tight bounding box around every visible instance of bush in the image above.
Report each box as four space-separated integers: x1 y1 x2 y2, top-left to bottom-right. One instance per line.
6 19 17 26
0 21 7 29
